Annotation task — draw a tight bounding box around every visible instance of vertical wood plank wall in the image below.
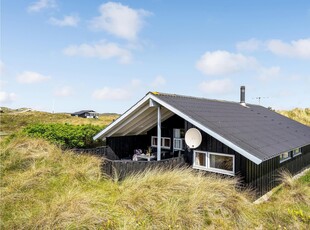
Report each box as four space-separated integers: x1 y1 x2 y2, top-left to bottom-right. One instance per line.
107 135 149 159
185 120 310 197
106 115 310 196
242 145 310 196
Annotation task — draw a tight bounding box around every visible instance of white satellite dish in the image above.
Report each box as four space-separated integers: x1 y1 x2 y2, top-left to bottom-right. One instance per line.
185 128 202 149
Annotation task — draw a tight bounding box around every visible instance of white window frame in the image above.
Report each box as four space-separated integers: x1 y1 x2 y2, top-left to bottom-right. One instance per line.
292 148 302 157
151 136 171 149
173 138 185 150
279 151 291 163
193 150 235 176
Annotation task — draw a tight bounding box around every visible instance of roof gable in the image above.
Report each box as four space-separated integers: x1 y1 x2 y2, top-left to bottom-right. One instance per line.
94 92 310 164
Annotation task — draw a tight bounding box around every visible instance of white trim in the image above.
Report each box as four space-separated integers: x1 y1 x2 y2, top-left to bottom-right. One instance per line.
93 92 263 164
148 94 262 164
292 148 302 157
107 105 151 137
121 108 157 136
208 152 235 175
151 136 171 149
93 94 152 140
193 150 235 176
173 138 184 150
293 152 302 157
157 106 162 161
133 110 173 135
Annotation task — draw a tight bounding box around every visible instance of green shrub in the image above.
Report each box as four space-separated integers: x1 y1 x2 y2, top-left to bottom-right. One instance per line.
22 123 104 148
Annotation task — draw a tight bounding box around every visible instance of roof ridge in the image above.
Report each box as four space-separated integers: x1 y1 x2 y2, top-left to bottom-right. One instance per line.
150 91 250 105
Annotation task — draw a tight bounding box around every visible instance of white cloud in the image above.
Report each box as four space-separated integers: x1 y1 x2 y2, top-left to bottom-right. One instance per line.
17 71 50 84
199 79 234 94
92 87 131 100
151 75 166 88
258 66 281 82
63 40 132 64
54 86 74 97
0 91 17 104
92 78 142 101
90 2 151 40
236 38 262 52
27 0 56 12
196 50 257 75
49 15 79 27
267 38 310 59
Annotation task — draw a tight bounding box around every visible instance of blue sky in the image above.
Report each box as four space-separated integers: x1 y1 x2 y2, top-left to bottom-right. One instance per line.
1 0 310 113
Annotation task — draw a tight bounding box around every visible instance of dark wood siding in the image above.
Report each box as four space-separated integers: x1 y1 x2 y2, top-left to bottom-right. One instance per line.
106 114 185 158
184 121 239 170
107 115 310 197
184 120 310 197
239 145 310 196
147 114 185 152
106 135 148 159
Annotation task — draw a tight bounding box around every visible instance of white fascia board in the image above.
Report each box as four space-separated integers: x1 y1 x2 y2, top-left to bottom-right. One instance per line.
93 93 153 140
149 94 262 165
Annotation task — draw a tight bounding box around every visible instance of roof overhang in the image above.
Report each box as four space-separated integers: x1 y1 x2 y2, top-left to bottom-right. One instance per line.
94 92 263 164
93 93 174 139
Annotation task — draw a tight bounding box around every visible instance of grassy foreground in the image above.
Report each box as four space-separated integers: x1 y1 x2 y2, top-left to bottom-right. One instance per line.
1 137 309 229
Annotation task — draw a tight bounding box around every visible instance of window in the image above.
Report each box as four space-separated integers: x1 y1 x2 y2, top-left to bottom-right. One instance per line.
151 136 171 149
173 138 185 150
209 153 234 172
195 151 206 167
279 151 291 163
152 136 158 146
293 148 302 157
163 137 171 148
173 129 185 150
193 151 235 176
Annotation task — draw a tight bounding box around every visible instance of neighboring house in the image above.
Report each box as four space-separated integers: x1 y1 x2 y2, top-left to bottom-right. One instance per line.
71 110 98 119
94 88 310 196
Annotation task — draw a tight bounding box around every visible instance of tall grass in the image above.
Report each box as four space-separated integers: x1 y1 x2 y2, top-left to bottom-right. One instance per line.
0 111 118 133
278 108 310 126
1 137 309 229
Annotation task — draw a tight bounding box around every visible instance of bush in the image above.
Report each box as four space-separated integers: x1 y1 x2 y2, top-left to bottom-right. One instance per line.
22 123 104 148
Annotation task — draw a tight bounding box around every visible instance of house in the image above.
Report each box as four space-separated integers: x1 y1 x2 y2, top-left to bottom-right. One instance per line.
71 110 98 119
94 88 310 196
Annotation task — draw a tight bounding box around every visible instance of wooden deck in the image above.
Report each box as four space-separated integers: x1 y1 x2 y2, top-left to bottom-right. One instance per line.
73 146 186 180
101 156 185 180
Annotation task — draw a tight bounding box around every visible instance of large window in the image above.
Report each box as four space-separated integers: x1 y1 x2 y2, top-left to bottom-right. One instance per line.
209 153 234 172
193 151 235 176
151 136 171 149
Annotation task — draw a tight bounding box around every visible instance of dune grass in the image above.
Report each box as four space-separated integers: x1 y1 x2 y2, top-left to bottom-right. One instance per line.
278 108 310 126
0 110 119 134
1 137 309 229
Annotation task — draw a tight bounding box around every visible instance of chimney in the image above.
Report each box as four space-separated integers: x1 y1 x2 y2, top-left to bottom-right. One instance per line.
240 86 246 106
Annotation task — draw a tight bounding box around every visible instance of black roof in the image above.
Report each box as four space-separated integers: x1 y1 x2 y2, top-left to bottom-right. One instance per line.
71 110 95 115
154 93 310 162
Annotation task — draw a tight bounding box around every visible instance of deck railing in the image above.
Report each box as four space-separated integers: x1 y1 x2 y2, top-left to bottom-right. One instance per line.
101 156 186 180
72 146 186 180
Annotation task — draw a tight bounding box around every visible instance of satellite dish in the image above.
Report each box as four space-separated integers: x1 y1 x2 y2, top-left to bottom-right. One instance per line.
185 128 202 149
